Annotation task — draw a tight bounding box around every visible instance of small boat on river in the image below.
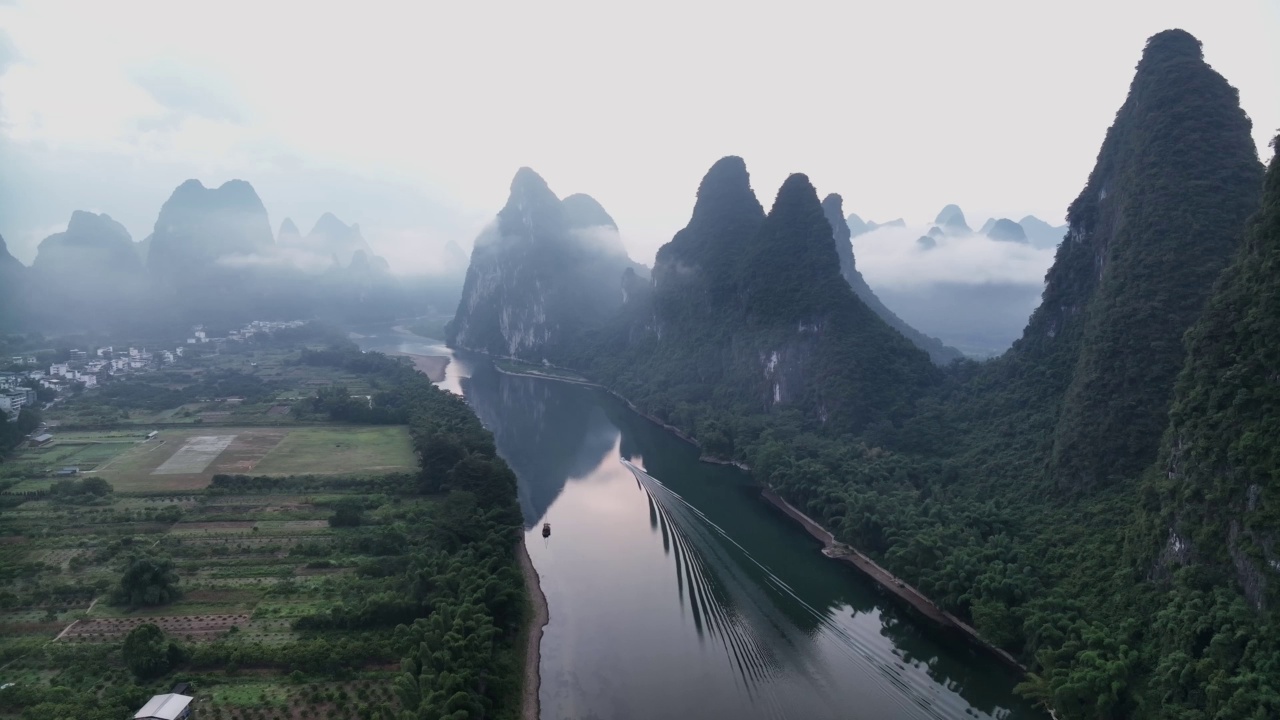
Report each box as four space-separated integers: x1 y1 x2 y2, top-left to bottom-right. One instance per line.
542 522 551 538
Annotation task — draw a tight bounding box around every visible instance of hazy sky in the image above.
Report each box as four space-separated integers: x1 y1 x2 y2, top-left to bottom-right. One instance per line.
0 0 1276 274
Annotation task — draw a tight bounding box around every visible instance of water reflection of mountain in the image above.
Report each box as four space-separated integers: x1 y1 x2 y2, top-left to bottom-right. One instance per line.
460 364 618 528
605 398 1038 719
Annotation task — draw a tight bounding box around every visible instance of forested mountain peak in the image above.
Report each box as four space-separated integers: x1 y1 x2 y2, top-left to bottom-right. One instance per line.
652 156 766 306
448 168 637 358
1149 135 1280 612
743 174 848 320
687 155 764 229
584 161 937 435
1008 27 1264 490
149 178 275 271
146 178 278 320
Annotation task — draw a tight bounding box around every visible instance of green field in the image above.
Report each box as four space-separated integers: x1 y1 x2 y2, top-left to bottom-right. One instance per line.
79 426 415 492
250 426 416 475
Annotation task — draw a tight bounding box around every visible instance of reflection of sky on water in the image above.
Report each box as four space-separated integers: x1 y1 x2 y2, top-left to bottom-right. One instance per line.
352 324 1045 720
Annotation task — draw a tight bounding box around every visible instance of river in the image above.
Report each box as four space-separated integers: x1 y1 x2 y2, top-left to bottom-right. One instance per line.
352 324 1047 720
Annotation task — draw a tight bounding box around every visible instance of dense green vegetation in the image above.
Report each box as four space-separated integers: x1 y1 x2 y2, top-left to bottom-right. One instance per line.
0 339 528 719
0 408 40 456
464 30 1274 720
568 158 939 442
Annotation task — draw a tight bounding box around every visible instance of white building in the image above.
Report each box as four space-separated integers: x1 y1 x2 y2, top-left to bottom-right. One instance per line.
133 693 193 720
50 363 70 377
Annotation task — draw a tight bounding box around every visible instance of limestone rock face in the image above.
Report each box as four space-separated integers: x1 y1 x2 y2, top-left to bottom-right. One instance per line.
448 168 636 359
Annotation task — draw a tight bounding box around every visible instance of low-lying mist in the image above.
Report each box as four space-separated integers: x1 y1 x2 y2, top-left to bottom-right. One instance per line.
852 224 1056 357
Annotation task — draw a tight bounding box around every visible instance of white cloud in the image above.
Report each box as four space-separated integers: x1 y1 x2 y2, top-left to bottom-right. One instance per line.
852 224 1055 288
129 59 247 124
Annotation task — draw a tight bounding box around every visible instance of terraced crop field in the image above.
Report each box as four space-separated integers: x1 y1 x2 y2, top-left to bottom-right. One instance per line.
0 467 427 719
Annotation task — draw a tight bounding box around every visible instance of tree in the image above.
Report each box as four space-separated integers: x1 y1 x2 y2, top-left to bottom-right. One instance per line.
329 502 364 528
114 553 181 606
122 623 185 680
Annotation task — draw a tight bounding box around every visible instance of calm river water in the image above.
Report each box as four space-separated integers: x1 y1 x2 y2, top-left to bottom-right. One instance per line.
353 325 1046 720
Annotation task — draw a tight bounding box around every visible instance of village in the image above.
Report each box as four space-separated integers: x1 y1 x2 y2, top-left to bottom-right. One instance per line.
0 320 307 424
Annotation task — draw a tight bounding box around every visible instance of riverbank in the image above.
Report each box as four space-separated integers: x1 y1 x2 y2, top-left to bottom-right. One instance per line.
517 539 548 720
385 351 450 382
758 488 1028 673
488 356 1030 677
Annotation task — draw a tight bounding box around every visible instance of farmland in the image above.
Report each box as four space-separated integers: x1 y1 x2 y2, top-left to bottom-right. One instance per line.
2 426 415 493
0 473 428 719
0 332 527 720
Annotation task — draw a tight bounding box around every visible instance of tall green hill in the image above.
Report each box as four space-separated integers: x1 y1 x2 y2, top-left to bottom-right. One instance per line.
1146 134 1280 613
447 168 637 359
1012 29 1263 491
575 159 937 443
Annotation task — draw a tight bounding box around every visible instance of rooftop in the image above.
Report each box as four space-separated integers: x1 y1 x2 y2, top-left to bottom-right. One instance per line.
134 693 193 720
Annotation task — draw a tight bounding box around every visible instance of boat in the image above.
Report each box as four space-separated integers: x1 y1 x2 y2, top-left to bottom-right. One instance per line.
542 522 551 538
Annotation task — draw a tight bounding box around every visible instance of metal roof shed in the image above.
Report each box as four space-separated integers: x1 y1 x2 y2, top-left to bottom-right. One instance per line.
134 693 193 720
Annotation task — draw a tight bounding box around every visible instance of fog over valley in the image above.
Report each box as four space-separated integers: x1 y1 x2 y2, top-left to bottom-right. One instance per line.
2 3 1280 720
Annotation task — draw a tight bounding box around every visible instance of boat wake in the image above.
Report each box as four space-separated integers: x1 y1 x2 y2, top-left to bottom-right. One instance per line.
621 458 984 720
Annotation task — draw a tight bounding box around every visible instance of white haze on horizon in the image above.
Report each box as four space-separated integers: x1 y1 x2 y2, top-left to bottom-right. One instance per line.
851 225 1057 289
0 1 1276 276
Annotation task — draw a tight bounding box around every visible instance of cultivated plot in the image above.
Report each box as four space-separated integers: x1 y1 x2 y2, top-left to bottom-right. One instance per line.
95 425 415 491
153 435 237 474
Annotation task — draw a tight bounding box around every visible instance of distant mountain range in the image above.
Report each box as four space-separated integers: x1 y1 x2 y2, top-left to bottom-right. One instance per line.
838 205 1068 356
823 194 962 364
2 179 461 332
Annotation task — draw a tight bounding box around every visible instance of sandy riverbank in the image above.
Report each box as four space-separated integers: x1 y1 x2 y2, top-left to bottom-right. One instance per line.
386 352 450 382
517 539 548 720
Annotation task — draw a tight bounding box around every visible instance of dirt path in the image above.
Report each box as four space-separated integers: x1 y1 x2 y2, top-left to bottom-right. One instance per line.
517 539 548 720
